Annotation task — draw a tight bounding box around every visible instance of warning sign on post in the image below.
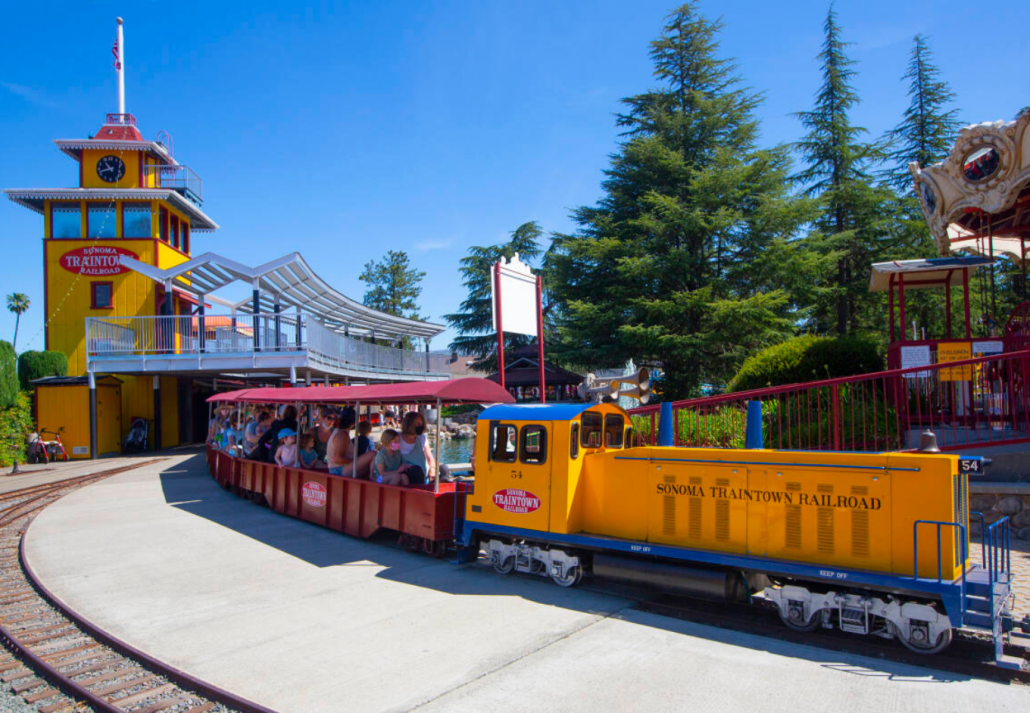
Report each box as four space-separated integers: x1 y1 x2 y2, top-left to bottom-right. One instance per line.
900 346 931 379
938 342 972 381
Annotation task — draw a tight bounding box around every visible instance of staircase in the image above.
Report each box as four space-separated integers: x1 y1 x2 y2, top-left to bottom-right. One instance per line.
964 515 1020 667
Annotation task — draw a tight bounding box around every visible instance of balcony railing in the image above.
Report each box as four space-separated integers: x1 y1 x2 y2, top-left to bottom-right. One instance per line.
105 113 138 127
143 164 203 205
85 314 450 379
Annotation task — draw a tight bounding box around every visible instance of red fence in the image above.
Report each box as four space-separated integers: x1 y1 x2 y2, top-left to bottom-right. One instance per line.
629 349 1030 453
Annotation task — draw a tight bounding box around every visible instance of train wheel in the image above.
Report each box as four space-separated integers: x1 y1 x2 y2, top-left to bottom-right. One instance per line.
778 604 822 633
550 565 583 588
891 623 952 654
493 556 515 575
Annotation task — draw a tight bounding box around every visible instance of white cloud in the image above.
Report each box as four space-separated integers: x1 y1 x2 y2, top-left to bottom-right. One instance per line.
1 81 60 109
414 239 454 253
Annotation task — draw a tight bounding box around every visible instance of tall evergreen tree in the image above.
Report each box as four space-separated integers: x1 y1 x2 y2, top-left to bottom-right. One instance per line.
793 5 893 336
444 222 543 365
547 3 810 398
359 250 424 320
883 34 961 191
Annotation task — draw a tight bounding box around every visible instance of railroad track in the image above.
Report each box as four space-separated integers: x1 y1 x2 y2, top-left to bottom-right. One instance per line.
621 587 1030 684
0 461 269 713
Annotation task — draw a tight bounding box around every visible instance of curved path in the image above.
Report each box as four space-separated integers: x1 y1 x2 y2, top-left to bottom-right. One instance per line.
24 454 1030 712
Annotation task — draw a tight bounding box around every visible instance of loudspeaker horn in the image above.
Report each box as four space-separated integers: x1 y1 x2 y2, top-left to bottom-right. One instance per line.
609 368 651 403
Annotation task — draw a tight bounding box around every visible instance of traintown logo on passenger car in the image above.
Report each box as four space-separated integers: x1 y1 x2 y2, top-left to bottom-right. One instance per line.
302 481 327 508
493 489 540 514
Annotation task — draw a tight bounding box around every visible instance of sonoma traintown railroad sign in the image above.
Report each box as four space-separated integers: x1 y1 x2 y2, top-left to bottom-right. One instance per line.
59 246 139 276
302 481 327 508
493 488 541 514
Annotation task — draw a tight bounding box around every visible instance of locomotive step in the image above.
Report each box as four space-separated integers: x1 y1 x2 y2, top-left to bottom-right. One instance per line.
965 568 1011 596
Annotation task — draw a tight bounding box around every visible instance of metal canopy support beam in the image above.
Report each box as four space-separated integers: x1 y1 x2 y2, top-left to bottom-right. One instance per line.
252 280 261 351
88 372 98 461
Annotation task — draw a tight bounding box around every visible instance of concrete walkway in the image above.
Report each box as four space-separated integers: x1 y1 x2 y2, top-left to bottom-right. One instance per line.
24 455 1030 712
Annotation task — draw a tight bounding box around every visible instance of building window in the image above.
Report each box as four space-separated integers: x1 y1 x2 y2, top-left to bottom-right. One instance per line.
159 207 169 242
91 282 113 309
122 203 152 237
170 214 180 249
87 203 117 238
520 425 547 465
51 203 81 238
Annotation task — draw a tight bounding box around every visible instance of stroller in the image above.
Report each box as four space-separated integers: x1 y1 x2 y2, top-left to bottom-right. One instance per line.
122 418 149 454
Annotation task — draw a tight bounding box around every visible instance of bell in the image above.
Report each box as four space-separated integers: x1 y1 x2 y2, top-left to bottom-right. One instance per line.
918 430 941 453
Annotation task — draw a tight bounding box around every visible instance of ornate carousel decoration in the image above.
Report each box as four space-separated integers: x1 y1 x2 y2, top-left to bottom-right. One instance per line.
910 110 1030 259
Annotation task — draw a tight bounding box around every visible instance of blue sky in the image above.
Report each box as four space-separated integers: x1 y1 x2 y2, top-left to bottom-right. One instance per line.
1 0 1027 353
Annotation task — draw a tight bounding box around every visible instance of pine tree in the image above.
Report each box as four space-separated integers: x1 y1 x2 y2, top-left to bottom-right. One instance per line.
547 3 810 398
359 250 424 321
883 35 961 192
793 5 893 336
444 222 543 366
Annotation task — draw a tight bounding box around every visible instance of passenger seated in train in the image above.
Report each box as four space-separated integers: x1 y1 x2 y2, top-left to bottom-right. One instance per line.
275 428 299 468
256 406 299 463
245 411 272 459
326 407 376 478
297 433 322 470
398 411 452 485
356 420 374 457
373 429 410 486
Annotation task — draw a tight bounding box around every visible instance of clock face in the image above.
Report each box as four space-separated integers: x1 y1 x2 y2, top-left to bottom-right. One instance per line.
96 155 126 183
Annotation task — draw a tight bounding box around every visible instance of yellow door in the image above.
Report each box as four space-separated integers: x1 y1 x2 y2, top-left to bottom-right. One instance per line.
97 385 123 456
482 421 552 533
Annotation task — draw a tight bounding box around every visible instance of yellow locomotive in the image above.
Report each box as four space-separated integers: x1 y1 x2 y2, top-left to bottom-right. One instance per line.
457 401 1017 659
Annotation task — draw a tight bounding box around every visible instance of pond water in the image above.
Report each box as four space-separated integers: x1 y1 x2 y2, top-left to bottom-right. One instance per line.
437 438 474 464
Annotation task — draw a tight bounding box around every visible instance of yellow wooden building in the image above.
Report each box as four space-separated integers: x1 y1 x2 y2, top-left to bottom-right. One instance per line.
6 111 219 457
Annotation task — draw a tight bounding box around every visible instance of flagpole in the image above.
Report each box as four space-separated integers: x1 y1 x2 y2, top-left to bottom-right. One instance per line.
117 18 125 115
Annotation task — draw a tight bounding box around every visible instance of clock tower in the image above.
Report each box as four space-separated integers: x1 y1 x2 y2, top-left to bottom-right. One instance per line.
4 18 219 455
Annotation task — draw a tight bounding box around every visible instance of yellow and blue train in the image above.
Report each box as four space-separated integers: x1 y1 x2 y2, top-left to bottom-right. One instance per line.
456 401 1018 658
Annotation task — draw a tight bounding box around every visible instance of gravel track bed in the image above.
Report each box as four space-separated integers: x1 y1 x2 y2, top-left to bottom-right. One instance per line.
0 473 242 713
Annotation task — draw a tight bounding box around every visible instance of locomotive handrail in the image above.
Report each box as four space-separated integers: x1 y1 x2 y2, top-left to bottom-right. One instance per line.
969 511 987 567
913 520 967 584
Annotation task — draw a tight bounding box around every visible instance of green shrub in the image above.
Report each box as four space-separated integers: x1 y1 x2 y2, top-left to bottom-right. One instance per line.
17 350 69 390
0 391 33 467
442 404 482 418
727 335 883 393
0 341 17 409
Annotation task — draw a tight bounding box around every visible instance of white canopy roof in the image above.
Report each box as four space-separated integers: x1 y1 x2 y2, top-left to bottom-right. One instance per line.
868 256 994 292
119 251 445 340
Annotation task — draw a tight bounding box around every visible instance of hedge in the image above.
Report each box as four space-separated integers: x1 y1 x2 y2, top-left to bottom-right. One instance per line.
0 391 33 467
17 350 69 390
726 335 883 393
0 341 17 409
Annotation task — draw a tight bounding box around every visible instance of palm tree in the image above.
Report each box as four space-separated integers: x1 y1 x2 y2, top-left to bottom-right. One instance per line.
6 293 30 350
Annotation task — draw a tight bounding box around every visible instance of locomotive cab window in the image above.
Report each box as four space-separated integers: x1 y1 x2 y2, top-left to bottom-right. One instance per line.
624 425 634 448
581 412 603 448
570 424 580 459
490 423 518 463
604 414 625 448
520 425 547 464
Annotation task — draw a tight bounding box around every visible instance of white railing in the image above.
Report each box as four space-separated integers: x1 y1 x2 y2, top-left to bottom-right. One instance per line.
86 314 449 377
143 164 203 205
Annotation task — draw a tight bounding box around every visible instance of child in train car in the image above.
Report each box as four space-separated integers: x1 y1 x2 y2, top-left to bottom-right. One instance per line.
356 420 374 457
297 433 321 470
275 428 299 468
374 429 410 486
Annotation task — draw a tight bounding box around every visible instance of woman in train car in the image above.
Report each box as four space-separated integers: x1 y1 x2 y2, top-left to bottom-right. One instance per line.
397 411 453 485
326 407 376 478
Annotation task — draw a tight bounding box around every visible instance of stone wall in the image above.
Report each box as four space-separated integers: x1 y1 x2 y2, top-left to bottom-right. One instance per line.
969 488 1030 540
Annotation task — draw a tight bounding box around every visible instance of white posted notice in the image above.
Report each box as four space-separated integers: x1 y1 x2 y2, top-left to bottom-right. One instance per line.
900 345 932 378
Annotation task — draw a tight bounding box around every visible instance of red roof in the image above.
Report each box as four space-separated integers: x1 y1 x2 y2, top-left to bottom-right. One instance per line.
93 124 144 141
206 378 515 406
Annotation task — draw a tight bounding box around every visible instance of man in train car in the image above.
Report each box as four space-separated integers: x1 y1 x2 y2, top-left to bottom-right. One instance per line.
255 406 299 463
244 411 273 460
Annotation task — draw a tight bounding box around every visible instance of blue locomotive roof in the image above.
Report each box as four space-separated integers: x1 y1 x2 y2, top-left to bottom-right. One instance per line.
478 403 599 422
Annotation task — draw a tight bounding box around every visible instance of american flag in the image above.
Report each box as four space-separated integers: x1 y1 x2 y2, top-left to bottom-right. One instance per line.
112 38 121 70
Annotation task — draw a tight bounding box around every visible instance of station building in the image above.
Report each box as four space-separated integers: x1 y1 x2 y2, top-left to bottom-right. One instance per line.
5 26 447 457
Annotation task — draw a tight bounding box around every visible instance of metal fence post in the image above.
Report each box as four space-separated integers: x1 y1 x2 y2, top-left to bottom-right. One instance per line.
831 384 841 451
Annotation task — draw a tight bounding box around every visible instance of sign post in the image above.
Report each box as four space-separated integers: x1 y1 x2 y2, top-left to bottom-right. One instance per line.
492 254 545 403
